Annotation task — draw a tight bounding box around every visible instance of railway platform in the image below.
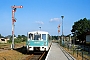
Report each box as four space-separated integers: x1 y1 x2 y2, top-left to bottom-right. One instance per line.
45 43 76 60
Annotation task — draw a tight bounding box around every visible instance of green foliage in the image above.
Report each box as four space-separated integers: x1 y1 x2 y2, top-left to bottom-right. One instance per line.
14 35 27 43
0 34 1 38
71 18 90 42
7 35 27 43
0 34 4 38
51 36 58 40
7 40 12 43
17 35 22 38
14 38 21 43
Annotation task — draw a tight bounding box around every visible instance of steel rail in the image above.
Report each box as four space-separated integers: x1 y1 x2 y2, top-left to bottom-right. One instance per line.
58 45 76 60
25 54 34 60
39 52 46 60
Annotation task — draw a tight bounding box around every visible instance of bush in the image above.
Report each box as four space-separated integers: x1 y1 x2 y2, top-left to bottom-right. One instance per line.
14 39 21 43
7 40 12 43
7 37 27 43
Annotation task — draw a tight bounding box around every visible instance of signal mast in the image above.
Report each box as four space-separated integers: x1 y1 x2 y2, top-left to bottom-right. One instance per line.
11 5 23 50
58 24 60 40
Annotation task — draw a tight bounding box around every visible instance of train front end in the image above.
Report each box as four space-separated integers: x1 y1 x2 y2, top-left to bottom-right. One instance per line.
26 31 49 52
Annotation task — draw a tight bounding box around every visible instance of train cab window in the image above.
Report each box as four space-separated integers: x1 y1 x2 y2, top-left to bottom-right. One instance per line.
29 33 33 40
42 34 46 40
34 34 41 40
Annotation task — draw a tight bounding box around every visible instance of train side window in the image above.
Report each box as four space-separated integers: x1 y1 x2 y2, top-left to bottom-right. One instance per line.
42 34 46 40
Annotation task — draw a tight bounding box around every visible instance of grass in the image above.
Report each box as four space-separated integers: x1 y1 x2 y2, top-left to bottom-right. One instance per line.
0 42 26 49
0 50 28 60
0 42 28 60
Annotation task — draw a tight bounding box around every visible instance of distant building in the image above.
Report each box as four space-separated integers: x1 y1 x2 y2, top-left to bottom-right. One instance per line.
0 38 10 43
86 31 90 42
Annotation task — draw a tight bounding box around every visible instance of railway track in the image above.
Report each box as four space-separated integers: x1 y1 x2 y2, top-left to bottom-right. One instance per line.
25 42 52 60
25 51 47 60
58 45 76 60
0 42 52 60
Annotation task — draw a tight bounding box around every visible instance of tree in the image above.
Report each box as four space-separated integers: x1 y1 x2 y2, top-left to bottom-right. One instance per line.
17 35 22 38
0 34 2 38
21 35 27 42
51 36 58 40
71 18 90 44
0 34 4 38
17 35 27 42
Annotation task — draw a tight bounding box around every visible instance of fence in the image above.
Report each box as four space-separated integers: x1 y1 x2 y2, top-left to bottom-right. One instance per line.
59 41 90 60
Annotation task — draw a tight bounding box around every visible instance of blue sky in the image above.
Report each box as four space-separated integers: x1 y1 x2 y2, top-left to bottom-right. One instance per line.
0 0 90 36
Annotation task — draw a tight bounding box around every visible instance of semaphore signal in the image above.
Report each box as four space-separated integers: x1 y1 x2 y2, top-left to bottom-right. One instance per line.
11 5 23 50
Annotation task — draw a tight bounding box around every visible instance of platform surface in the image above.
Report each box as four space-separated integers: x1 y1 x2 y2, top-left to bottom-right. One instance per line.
45 43 75 60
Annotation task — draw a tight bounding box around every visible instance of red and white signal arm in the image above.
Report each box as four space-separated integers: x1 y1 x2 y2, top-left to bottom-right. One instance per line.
58 30 60 32
58 24 60 29
20 5 23 8
58 25 60 27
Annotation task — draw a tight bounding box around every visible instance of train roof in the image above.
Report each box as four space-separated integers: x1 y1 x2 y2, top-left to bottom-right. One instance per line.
28 30 49 34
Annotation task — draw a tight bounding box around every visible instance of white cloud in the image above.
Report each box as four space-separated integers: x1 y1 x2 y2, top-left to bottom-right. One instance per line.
35 21 44 25
50 18 60 22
